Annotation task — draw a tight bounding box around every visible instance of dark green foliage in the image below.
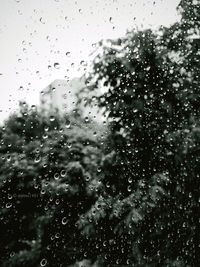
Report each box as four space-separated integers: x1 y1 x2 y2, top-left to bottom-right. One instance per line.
0 103 102 267
78 0 200 266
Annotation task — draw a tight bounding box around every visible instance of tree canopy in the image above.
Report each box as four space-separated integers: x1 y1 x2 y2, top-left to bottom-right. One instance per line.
78 0 200 265
0 103 103 267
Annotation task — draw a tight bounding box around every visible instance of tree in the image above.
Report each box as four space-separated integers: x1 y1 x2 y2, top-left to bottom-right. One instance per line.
79 0 200 265
0 102 102 267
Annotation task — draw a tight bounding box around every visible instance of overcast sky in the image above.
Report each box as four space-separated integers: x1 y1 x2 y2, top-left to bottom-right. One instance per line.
0 0 181 122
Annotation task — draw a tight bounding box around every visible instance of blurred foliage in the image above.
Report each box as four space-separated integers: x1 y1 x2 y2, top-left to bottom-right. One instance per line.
78 0 200 266
0 102 103 267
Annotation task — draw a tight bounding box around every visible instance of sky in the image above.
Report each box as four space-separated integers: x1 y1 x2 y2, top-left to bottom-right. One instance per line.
0 0 181 122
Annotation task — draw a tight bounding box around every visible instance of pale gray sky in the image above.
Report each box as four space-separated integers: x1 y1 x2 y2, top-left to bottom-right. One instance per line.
0 0 180 122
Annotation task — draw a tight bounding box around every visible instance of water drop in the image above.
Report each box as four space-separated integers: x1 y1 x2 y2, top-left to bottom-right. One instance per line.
85 176 90 182
39 17 45 24
127 185 132 192
44 126 49 132
54 63 60 69
62 217 68 225
8 194 13 200
50 115 55 122
128 177 132 183
65 119 71 128
10 252 15 257
60 170 66 177
31 105 36 111
67 143 72 148
106 182 110 188
6 203 12 209
55 233 60 238
34 155 41 163
43 133 48 139
40 259 47 266
84 116 89 123
97 167 101 173
54 173 59 180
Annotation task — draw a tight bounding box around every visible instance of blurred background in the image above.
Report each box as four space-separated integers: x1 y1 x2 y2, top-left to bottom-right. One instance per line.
0 0 200 267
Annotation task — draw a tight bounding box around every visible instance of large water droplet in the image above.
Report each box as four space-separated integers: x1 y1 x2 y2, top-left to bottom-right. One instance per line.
60 170 66 177
50 115 55 122
54 63 60 69
54 173 59 180
65 119 71 128
6 203 12 209
62 217 68 225
34 155 41 163
40 258 47 266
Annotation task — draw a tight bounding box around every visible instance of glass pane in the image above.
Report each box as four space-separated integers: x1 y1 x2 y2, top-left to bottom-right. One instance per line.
0 0 199 266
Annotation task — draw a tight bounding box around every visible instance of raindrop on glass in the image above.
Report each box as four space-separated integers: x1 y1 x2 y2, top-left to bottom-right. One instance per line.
40 259 47 266
6 203 12 209
54 63 60 69
65 119 71 128
39 17 45 24
62 217 68 225
50 115 55 122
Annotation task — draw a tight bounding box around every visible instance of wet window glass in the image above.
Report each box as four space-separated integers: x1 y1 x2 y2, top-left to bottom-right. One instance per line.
0 0 199 266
